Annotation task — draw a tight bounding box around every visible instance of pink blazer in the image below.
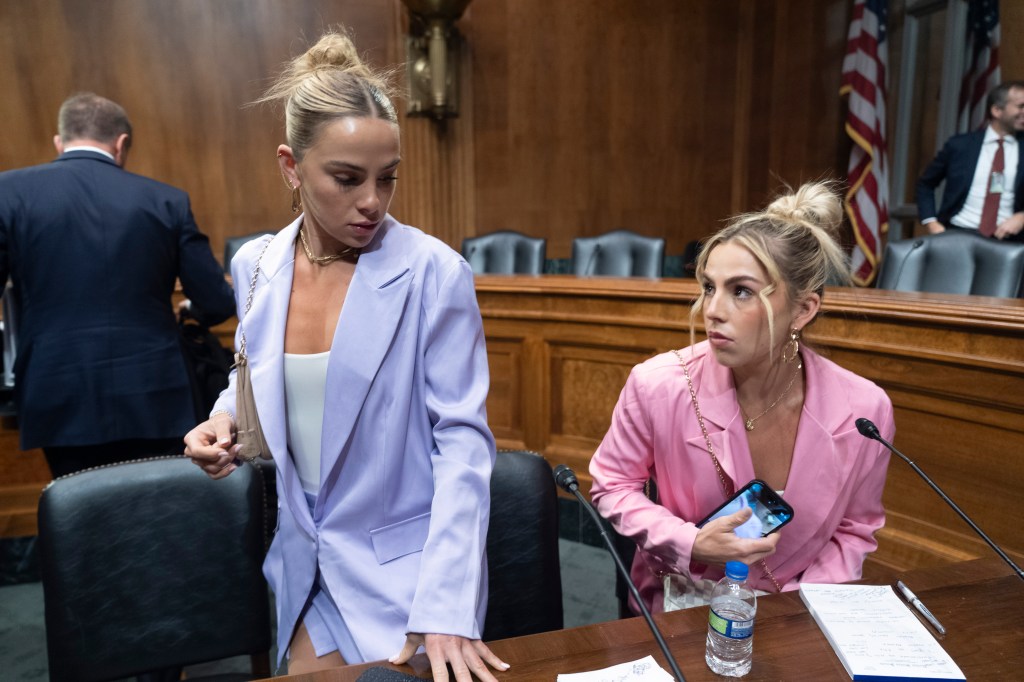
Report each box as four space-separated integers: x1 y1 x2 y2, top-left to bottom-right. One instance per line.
589 341 894 611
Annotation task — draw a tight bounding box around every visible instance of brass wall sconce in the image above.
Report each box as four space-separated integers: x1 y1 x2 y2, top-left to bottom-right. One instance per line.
401 0 472 120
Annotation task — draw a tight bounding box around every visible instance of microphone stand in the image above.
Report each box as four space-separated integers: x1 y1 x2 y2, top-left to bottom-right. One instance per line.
554 464 687 681
890 238 924 290
856 418 1024 581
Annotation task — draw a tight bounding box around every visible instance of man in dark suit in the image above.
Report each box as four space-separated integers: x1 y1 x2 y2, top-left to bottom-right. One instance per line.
0 92 235 477
916 81 1024 242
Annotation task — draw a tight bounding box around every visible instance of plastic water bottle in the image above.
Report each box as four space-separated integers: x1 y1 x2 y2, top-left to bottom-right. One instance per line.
705 561 757 677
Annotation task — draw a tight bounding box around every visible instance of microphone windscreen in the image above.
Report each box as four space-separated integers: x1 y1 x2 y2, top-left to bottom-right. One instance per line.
356 667 422 681
553 463 579 492
855 417 880 440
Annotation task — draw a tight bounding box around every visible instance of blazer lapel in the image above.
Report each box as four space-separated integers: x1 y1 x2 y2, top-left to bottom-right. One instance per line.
683 348 756 492
319 221 413 487
240 223 315 534
768 349 852 578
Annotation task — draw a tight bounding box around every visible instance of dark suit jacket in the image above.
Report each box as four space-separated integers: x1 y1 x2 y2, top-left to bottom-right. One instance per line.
916 129 1024 226
0 150 236 449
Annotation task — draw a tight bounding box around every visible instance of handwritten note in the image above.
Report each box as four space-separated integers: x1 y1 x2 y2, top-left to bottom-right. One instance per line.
556 655 675 682
799 583 965 681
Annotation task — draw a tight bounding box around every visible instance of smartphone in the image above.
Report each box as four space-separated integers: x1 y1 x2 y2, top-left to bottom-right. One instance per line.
696 479 794 538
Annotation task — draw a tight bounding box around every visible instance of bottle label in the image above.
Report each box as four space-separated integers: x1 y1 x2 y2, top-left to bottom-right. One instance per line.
709 609 754 639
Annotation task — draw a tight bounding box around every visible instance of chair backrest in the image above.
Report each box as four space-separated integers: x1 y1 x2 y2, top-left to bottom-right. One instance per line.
572 229 666 277
876 231 1024 297
224 231 275 272
462 230 547 275
483 450 563 640
38 457 271 682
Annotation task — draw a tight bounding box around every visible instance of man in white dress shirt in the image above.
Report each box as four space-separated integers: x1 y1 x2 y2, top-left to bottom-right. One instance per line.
916 81 1024 242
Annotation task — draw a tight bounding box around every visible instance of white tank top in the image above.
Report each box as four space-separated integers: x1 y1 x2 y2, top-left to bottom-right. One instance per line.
284 351 330 495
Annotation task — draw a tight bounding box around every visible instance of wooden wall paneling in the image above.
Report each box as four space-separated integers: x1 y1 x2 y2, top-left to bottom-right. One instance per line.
1003 2 1024 80
546 343 645 485
730 1 757 217
482 337 526 447
468 1 748 259
758 1 851 202
0 0 403 261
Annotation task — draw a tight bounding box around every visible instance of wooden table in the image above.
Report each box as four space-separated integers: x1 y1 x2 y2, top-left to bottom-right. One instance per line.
267 558 1024 681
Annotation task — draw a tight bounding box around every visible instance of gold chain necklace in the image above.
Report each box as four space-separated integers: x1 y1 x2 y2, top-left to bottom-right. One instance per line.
298 226 359 266
742 359 802 432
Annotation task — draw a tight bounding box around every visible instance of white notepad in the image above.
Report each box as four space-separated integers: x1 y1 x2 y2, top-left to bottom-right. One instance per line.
799 583 965 681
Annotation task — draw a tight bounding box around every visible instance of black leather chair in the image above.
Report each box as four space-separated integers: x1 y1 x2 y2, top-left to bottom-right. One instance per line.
462 230 546 275
483 449 563 640
876 230 1024 297
572 229 666 277
38 457 271 682
224 231 275 272
681 239 704 277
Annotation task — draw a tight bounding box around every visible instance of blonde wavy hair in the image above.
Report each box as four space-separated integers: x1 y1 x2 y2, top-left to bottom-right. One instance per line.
689 182 852 352
254 28 400 160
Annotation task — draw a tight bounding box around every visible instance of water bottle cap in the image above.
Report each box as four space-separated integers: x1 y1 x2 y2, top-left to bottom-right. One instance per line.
725 561 748 580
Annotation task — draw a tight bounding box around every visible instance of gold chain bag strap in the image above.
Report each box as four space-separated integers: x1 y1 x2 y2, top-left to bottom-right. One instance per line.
673 349 783 593
234 237 274 463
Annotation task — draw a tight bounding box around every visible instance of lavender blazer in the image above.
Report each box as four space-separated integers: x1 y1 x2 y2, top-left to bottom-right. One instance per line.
589 341 894 610
213 215 494 663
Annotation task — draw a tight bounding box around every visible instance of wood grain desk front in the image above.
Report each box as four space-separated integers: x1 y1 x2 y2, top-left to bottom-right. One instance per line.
266 558 1024 681
3 277 1022 576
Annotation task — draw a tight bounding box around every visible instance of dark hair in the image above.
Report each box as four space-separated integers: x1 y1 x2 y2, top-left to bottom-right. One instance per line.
57 92 132 144
986 81 1024 117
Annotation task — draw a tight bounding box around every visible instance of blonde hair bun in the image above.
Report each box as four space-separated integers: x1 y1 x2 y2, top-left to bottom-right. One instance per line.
765 181 843 236
300 31 374 80
254 26 399 158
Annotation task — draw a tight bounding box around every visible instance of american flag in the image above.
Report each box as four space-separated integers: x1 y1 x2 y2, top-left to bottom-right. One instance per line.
958 0 1000 132
840 0 888 286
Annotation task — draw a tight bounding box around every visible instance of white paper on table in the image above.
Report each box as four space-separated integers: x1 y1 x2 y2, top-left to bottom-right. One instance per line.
556 655 675 682
799 583 965 681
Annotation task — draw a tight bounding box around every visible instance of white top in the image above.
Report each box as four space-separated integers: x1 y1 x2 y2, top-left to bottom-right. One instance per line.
949 125 1020 229
284 351 330 494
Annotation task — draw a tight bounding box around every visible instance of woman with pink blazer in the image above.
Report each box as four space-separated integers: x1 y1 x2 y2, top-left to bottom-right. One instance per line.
185 29 506 680
590 182 895 612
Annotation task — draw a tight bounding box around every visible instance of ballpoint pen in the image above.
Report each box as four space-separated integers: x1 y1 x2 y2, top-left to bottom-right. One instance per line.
896 580 946 635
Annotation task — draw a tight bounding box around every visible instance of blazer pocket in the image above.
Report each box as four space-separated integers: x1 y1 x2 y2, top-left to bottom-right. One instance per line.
369 511 431 564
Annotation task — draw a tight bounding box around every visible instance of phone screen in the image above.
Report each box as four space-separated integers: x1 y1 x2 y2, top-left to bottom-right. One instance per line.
696 479 794 538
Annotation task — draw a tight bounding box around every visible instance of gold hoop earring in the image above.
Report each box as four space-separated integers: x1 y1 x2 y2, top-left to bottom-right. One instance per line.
291 187 301 214
782 328 800 364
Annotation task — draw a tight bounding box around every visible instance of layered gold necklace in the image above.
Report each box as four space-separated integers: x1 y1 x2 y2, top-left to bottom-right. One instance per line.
742 359 803 431
298 226 359 265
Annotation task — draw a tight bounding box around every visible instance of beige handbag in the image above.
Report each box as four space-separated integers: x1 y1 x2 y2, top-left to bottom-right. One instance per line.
234 238 274 462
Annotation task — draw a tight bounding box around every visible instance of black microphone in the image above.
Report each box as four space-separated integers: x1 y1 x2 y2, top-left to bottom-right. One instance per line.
855 418 1024 581
553 464 687 681
890 238 924 291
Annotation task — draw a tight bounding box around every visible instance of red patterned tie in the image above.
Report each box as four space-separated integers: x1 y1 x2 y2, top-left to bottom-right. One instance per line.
978 137 1005 237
